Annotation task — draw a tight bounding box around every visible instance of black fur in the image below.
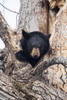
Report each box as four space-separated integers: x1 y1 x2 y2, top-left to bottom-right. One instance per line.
15 30 51 67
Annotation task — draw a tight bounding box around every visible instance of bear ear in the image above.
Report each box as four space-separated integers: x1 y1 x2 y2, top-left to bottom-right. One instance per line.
22 29 29 38
47 34 51 39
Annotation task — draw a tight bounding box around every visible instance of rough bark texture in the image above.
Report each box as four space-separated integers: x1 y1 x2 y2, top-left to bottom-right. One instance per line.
48 0 66 34
48 0 66 9
18 0 49 34
49 2 67 92
0 0 67 100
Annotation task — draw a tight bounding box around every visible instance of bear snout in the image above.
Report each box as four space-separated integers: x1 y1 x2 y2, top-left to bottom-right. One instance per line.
30 48 40 59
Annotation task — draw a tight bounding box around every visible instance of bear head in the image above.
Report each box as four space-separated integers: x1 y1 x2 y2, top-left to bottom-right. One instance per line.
21 30 51 59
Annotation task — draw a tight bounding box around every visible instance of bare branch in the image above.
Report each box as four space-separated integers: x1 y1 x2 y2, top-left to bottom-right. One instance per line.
0 3 19 14
31 56 67 76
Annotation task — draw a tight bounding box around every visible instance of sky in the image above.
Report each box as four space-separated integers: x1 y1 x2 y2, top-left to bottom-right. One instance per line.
0 0 20 49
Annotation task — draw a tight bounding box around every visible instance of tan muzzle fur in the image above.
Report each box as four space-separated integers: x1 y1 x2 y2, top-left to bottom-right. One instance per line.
31 48 40 58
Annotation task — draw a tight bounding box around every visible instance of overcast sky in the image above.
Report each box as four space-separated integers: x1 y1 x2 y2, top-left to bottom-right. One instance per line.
0 0 20 49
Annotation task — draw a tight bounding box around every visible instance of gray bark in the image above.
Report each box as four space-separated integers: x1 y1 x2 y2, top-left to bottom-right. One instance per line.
0 0 67 100
18 0 49 34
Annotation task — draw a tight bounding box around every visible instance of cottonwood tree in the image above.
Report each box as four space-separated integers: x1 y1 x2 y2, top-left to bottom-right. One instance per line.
0 0 67 100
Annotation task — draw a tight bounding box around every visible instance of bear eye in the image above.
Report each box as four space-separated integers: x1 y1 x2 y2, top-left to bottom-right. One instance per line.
32 44 36 47
31 44 36 47
32 45 34 48
38 45 40 48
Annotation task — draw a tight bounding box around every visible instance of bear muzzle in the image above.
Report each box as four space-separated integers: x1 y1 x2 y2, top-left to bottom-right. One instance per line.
30 48 40 59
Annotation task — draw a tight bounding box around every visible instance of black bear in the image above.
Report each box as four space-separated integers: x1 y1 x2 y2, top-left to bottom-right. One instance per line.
15 30 51 67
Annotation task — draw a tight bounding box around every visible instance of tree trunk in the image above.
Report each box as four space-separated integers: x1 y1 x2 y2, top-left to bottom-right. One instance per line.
0 0 67 100
18 0 49 34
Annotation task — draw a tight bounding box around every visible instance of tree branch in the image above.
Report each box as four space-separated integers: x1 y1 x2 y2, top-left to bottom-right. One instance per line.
31 56 67 76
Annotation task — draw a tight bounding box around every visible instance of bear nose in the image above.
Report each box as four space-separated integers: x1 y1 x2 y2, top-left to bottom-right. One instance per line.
33 54 38 58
